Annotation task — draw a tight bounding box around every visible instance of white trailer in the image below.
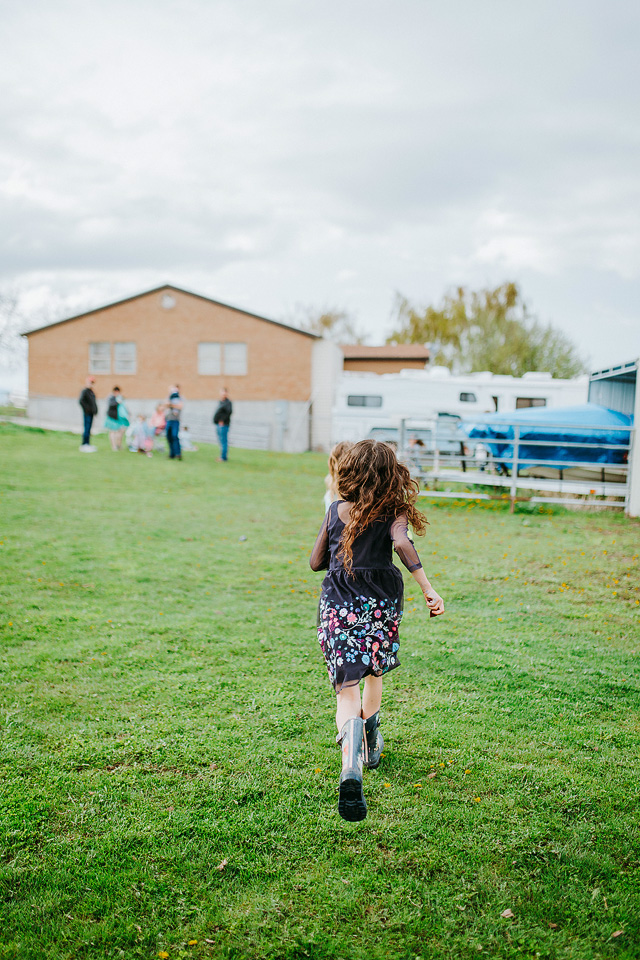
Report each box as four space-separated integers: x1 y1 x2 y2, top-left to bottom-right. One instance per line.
331 367 588 444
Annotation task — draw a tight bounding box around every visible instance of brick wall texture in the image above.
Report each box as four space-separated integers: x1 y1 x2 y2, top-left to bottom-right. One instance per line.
26 287 316 402
343 359 427 374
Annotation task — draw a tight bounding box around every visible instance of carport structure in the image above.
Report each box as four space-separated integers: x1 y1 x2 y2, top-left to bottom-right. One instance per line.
589 359 639 517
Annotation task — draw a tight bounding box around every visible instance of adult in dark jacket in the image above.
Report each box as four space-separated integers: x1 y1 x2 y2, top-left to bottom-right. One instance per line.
213 388 232 462
79 376 98 451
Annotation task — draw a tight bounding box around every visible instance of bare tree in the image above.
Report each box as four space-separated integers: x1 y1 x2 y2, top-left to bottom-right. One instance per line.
286 304 365 343
0 291 27 369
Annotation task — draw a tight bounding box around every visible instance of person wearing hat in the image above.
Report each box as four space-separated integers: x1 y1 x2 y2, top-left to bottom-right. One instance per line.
78 375 98 452
164 384 184 460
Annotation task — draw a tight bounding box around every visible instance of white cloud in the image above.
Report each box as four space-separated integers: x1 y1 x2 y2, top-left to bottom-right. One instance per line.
0 0 639 375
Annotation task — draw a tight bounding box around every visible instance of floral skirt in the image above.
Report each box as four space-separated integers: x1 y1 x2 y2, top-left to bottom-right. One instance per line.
317 568 403 690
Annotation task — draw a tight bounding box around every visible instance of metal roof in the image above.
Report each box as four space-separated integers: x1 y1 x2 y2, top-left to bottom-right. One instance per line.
340 343 430 360
589 358 638 383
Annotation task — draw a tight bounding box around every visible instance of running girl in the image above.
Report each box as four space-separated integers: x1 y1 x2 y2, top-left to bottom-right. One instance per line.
309 439 444 822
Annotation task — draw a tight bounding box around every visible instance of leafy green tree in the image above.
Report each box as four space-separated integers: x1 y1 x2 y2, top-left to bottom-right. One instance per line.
387 282 585 378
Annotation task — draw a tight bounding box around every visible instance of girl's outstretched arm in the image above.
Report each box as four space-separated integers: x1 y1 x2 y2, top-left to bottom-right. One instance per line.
391 515 445 616
309 514 330 571
411 566 445 616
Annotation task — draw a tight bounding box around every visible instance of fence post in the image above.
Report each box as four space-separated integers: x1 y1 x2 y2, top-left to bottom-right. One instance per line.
626 423 637 516
627 389 640 517
509 425 520 513
399 418 407 460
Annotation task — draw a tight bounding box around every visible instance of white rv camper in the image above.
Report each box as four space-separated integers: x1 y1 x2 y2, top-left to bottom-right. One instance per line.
331 367 588 444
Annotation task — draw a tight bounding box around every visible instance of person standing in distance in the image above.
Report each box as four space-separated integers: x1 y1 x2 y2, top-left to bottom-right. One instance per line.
79 376 98 452
104 386 130 451
165 384 183 460
213 388 232 462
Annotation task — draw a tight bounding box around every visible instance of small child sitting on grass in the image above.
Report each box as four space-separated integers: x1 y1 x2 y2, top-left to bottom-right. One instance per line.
129 414 154 456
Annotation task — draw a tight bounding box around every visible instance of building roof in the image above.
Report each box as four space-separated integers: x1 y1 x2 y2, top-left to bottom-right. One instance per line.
340 343 430 360
589 358 638 383
22 284 320 339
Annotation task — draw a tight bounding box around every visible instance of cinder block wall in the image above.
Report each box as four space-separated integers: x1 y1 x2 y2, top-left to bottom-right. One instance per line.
26 396 311 453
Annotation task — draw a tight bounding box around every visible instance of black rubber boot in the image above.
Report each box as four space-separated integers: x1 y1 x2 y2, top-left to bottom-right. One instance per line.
363 711 384 769
337 717 367 822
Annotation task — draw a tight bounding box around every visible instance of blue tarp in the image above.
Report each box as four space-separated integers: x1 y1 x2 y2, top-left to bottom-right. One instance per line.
462 404 632 466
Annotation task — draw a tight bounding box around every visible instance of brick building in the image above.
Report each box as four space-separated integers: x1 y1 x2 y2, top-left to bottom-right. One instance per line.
341 343 430 373
24 285 320 452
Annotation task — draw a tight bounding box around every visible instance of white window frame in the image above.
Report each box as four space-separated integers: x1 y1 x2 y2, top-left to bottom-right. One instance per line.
198 342 222 375
89 342 111 375
113 341 137 375
223 342 248 376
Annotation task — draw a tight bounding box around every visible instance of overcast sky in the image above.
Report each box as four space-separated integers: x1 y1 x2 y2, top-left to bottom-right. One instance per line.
1 0 639 388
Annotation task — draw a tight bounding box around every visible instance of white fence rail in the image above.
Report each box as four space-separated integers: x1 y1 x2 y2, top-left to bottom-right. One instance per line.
400 418 633 512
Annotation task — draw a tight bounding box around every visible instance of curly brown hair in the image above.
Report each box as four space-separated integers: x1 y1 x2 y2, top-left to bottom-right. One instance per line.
328 440 354 482
336 439 427 574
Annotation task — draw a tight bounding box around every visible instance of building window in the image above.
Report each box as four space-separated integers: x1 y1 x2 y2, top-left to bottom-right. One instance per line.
347 395 383 407
114 342 137 375
89 342 110 374
198 342 222 375
459 392 477 402
516 397 547 409
223 342 248 376
198 341 248 375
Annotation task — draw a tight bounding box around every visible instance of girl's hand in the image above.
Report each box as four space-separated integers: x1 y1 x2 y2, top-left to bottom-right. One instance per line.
424 589 444 617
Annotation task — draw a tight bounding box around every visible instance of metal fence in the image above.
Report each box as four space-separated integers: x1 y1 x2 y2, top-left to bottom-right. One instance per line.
399 418 633 512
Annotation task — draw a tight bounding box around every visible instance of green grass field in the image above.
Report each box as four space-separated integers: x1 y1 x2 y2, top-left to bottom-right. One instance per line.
1 423 639 960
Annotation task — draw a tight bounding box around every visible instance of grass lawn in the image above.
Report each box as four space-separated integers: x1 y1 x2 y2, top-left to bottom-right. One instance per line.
1 423 639 960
